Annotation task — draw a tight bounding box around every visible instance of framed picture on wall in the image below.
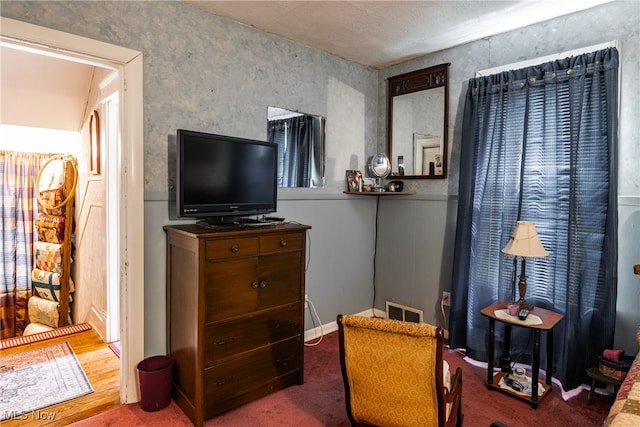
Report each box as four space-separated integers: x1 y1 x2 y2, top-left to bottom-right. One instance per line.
90 110 100 175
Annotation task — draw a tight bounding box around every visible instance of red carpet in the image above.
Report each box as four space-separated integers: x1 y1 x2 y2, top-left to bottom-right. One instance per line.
70 331 611 426
0 323 92 350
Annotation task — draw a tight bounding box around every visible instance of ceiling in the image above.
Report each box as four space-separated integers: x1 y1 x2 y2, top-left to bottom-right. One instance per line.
0 46 97 131
1 0 612 131
184 0 613 69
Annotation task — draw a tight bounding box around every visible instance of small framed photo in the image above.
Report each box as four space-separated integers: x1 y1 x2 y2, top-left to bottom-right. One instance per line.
345 170 363 192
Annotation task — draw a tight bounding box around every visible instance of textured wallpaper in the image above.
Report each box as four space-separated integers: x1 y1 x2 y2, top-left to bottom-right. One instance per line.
1 1 377 194
2 1 639 196
380 0 639 197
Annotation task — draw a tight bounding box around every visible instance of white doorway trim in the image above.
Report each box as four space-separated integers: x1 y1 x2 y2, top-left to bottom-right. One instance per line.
1 17 144 404
103 89 121 344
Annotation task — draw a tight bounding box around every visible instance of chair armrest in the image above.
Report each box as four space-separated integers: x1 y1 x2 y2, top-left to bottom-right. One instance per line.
448 367 462 397
444 367 463 427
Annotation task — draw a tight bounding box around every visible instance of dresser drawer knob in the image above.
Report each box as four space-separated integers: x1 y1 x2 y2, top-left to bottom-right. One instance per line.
251 281 259 289
259 281 267 288
279 239 287 247
214 337 236 346
215 375 235 386
275 320 294 329
277 354 294 366
230 244 239 253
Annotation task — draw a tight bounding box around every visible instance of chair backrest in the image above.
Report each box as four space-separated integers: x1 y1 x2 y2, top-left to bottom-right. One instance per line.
337 314 453 427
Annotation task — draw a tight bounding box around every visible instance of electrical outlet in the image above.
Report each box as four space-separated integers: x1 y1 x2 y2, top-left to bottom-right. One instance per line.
442 291 451 307
305 294 308 308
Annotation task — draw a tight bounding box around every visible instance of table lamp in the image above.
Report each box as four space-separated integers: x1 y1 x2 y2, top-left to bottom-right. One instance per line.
502 221 549 310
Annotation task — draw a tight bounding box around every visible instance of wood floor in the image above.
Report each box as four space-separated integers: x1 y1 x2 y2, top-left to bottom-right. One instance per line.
0 328 120 426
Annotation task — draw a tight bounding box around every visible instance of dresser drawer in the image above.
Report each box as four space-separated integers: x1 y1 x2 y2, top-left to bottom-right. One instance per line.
205 258 259 322
256 252 301 309
206 237 259 260
260 232 303 254
205 252 301 322
204 304 301 366
204 337 301 402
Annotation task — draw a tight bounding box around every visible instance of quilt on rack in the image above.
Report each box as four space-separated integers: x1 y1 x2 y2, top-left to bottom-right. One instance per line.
27 296 63 328
38 159 65 215
34 241 64 274
31 268 74 302
35 213 66 244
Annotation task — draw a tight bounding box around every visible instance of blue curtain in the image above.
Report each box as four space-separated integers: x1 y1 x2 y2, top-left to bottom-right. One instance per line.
267 115 313 187
450 47 619 390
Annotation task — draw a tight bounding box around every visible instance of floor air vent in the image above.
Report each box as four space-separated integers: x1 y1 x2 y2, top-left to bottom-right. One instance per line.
386 301 424 323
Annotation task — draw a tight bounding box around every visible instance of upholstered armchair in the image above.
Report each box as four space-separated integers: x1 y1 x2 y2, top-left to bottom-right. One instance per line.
337 314 463 427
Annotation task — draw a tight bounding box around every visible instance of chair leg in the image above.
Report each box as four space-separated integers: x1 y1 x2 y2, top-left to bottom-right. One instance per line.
587 377 596 405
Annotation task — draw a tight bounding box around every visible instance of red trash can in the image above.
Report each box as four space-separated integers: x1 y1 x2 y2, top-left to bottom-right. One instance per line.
137 355 174 412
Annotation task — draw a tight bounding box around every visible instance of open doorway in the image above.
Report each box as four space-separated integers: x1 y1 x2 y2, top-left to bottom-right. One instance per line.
2 39 119 341
1 17 144 404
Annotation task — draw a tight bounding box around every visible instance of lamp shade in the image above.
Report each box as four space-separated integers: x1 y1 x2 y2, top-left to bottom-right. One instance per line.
502 221 549 258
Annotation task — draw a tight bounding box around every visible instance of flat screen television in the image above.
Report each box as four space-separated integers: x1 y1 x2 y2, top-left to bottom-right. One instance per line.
176 129 277 225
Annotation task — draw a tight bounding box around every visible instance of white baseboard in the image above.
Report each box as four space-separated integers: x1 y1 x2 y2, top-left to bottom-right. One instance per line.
304 307 385 342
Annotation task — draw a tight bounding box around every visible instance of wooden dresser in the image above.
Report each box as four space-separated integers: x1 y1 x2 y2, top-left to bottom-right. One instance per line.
164 223 311 426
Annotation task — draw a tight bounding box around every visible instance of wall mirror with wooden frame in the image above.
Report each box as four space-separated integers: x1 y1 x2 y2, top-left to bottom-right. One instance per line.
387 63 449 179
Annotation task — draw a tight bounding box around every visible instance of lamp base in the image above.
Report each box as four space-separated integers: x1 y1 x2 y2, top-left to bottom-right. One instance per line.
517 269 533 311
518 299 534 311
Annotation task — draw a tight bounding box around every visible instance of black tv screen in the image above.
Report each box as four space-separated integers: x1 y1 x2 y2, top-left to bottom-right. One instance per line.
177 129 277 222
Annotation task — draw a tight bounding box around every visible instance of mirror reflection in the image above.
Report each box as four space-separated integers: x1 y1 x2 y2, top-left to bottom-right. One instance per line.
267 106 325 188
387 63 449 179
367 153 391 192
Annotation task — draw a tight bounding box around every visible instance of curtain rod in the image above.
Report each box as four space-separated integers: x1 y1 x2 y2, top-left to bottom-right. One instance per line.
475 40 618 77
